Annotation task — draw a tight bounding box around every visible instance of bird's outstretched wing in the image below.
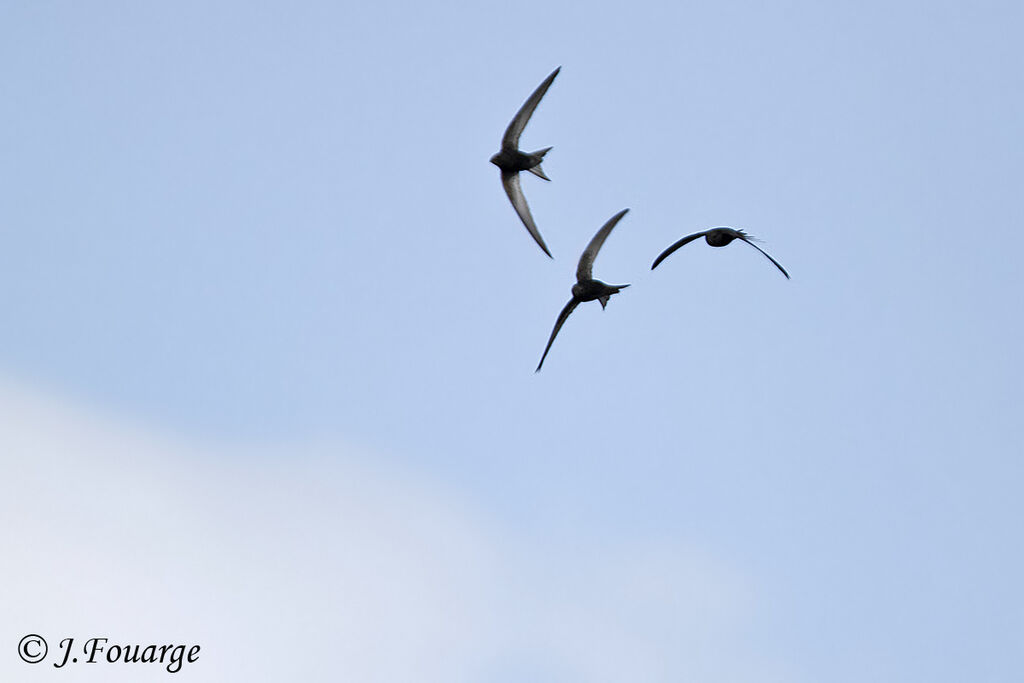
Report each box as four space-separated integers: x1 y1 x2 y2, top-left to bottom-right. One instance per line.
577 208 629 282
501 171 552 258
738 236 790 279
650 231 708 270
502 67 561 151
535 298 580 372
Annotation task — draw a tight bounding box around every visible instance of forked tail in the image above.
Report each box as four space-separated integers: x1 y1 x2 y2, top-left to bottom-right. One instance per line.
598 284 630 309
526 147 553 180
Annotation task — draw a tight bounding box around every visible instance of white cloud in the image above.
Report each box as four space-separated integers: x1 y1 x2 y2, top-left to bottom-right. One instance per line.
0 379 783 682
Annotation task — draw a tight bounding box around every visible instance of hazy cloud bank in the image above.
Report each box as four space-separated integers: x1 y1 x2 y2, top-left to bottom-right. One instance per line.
1 380 781 682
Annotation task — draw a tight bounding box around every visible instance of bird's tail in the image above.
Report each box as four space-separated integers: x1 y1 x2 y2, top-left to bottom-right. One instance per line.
526 147 553 180
598 284 630 309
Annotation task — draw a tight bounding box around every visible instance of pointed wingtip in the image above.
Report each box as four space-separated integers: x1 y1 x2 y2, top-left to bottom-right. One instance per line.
651 249 665 271
532 222 553 258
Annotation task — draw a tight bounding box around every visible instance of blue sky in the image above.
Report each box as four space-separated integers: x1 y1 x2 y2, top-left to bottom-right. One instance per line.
2 1 1022 681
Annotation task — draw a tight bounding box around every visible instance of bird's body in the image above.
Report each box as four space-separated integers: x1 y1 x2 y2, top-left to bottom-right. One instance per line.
571 279 625 303
704 228 741 247
651 227 790 278
489 148 550 176
536 209 631 372
491 67 561 258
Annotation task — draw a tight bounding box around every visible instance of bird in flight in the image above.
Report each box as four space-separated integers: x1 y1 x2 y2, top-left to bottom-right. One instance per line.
490 67 561 258
536 208 631 372
651 227 790 278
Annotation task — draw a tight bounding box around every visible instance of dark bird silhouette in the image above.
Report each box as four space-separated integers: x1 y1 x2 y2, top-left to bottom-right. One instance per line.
651 227 790 278
536 209 631 372
490 67 560 258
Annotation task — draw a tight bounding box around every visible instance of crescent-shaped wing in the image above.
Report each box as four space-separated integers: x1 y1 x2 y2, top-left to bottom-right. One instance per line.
650 231 708 270
501 171 552 258
577 208 629 283
535 298 580 372
738 236 791 279
502 67 561 151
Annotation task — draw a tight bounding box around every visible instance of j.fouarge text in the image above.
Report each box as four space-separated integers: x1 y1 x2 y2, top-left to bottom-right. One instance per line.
52 637 200 673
